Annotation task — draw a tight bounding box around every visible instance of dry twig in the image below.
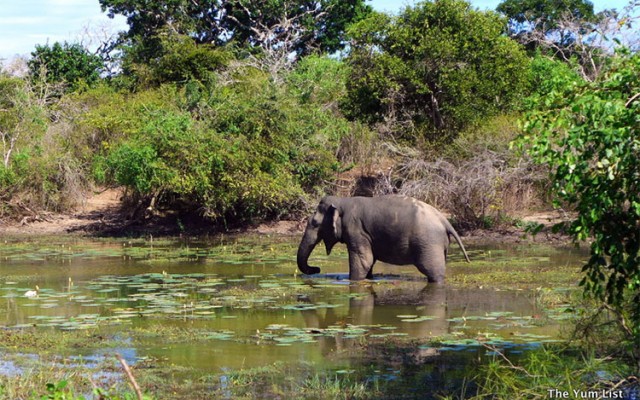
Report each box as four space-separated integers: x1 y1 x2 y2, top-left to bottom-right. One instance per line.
481 343 539 378
116 353 144 400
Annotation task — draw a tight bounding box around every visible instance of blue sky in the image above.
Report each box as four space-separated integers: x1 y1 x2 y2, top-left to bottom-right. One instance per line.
0 0 633 61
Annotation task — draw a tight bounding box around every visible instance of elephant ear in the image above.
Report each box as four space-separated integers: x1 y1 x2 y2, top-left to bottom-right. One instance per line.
323 204 342 255
330 204 342 240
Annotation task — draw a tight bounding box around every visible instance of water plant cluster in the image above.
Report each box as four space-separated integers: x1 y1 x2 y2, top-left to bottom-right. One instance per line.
2 270 573 339
0 236 608 398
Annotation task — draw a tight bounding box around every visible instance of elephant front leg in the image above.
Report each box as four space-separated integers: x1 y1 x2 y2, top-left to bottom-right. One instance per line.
347 246 375 281
366 268 374 280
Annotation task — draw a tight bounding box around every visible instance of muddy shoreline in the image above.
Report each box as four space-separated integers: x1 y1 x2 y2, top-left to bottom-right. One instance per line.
0 189 574 245
0 209 574 247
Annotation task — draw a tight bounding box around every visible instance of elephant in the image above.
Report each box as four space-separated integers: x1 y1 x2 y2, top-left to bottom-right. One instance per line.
296 195 470 283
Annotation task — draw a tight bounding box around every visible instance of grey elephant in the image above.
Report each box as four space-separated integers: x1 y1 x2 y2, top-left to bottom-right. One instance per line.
296 195 470 282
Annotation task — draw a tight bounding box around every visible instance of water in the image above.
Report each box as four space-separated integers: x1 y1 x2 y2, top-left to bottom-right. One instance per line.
0 235 586 397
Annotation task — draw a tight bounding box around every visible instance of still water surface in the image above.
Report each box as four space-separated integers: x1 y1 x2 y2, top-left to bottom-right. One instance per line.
0 235 585 393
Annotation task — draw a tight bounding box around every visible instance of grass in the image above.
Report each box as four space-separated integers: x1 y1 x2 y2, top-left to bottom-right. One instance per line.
0 354 137 400
0 329 123 353
220 362 379 399
1 329 636 399
460 346 634 400
446 245 584 290
0 360 382 399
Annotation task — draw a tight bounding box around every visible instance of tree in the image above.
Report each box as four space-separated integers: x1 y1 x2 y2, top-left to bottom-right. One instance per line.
121 32 230 88
28 42 104 91
344 0 530 139
497 0 639 81
496 0 596 39
520 49 640 349
100 0 371 62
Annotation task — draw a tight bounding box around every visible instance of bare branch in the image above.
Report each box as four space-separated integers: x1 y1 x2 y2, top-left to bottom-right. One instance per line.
223 0 331 82
116 353 144 400
626 92 640 108
517 2 640 81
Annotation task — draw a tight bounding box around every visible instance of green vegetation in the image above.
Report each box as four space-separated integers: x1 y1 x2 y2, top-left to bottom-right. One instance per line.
2 51 364 222
469 346 632 399
345 0 529 138
0 0 635 231
0 0 535 226
28 42 104 92
521 49 640 359
0 0 588 227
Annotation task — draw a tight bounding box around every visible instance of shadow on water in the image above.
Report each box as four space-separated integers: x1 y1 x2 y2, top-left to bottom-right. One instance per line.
0 235 587 398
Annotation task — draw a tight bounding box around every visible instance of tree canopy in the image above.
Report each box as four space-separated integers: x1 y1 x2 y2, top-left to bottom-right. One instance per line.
100 0 372 61
28 42 104 91
497 0 596 34
344 0 530 139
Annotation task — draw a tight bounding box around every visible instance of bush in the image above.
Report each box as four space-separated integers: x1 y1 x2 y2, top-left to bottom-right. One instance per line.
393 154 544 230
520 49 640 349
121 31 230 89
28 42 104 92
0 75 92 216
100 143 167 193
360 115 547 229
84 64 365 223
344 0 530 140
522 52 584 110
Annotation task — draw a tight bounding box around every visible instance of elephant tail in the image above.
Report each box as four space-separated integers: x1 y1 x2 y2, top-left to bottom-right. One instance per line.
444 220 470 263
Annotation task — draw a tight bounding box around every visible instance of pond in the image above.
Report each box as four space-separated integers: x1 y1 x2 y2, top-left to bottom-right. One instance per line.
0 235 586 398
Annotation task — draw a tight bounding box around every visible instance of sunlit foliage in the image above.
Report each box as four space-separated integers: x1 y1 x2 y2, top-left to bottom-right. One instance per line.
344 0 530 139
521 49 640 338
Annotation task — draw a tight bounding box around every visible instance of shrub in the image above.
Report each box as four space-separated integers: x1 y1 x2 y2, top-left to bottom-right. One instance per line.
520 49 640 350
361 115 547 229
0 75 91 216
392 154 544 230
86 65 364 223
522 52 584 110
28 42 104 92
344 0 530 140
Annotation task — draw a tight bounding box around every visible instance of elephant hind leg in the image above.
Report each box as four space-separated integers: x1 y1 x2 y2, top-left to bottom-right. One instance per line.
415 248 446 284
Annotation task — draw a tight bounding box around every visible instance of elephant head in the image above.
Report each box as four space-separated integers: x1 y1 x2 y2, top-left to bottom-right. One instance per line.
297 197 342 275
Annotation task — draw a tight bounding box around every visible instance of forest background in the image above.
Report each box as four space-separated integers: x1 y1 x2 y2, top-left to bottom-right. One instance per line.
1 0 634 228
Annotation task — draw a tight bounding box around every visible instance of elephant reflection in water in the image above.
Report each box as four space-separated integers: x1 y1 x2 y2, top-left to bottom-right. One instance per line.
300 281 449 357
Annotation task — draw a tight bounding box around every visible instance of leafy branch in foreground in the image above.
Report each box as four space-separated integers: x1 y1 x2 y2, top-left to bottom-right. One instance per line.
519 49 640 350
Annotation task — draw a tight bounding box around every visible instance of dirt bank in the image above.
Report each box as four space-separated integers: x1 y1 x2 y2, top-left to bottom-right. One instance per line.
0 188 307 237
0 189 573 243
0 189 123 236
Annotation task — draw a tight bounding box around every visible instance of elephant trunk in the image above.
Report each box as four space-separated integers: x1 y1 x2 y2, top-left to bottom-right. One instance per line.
297 228 322 275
